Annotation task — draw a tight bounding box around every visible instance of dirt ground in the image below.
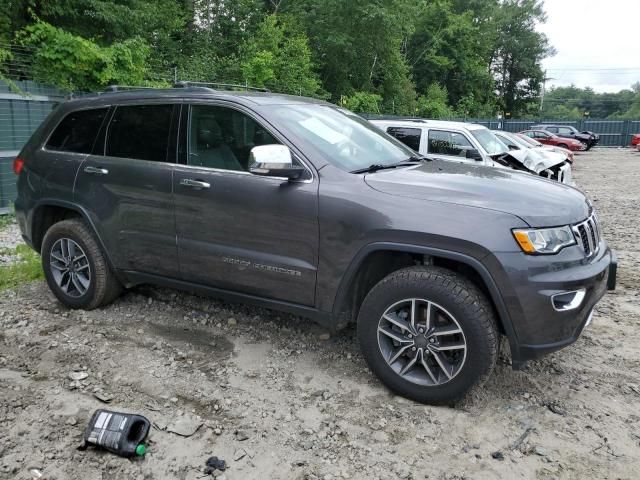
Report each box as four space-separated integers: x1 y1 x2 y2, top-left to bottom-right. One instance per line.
1 148 639 480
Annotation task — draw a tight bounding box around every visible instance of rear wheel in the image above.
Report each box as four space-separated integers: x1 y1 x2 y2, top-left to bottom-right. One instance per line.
42 219 122 309
357 266 498 404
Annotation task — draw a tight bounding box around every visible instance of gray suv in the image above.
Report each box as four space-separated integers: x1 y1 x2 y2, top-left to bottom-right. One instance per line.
14 86 617 404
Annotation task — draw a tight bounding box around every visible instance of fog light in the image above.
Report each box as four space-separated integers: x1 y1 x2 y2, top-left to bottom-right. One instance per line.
551 288 586 311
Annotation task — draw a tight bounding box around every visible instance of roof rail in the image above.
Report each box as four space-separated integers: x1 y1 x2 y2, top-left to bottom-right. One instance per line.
103 85 157 92
173 81 270 92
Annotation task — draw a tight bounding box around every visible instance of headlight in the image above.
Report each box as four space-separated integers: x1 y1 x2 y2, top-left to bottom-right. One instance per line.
512 226 576 254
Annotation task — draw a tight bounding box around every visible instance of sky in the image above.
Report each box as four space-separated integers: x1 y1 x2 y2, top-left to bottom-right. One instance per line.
537 0 640 93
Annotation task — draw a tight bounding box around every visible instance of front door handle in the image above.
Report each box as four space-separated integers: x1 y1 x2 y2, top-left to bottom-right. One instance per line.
84 166 109 175
180 178 211 189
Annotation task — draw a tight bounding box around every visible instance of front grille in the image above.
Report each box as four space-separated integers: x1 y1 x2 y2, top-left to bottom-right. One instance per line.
572 214 600 257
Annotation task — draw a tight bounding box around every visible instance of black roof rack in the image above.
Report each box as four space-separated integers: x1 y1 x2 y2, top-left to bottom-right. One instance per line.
173 81 270 92
103 85 157 92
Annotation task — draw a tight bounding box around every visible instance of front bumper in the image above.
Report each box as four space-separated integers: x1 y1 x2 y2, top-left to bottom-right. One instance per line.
489 243 616 368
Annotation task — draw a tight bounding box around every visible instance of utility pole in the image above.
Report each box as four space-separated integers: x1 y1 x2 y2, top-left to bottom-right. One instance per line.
539 69 556 113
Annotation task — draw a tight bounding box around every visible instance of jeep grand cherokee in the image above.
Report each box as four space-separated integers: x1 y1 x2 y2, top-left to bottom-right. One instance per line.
13 86 617 404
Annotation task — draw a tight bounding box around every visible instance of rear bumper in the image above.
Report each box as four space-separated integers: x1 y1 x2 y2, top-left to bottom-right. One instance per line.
490 243 615 367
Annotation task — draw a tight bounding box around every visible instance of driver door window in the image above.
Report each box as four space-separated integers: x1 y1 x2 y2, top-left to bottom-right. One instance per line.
188 105 280 171
427 130 474 159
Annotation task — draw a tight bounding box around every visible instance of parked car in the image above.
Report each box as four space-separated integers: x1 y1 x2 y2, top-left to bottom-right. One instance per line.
515 132 575 162
631 133 640 151
532 124 599 150
492 131 573 184
14 86 616 404
519 129 585 152
370 119 573 184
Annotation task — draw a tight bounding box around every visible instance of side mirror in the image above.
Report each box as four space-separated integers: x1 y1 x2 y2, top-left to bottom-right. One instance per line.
465 148 483 161
249 145 305 180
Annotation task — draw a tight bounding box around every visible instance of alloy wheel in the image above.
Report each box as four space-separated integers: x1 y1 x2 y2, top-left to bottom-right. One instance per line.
49 238 91 298
377 298 467 386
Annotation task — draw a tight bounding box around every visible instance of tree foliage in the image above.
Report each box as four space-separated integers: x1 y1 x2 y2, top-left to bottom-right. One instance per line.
19 21 149 91
3 0 636 118
541 83 640 119
240 15 323 96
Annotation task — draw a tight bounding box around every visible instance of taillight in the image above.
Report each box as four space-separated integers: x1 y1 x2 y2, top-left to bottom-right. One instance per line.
13 157 24 175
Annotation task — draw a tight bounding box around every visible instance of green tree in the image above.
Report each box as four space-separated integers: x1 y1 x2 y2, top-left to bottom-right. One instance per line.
416 83 454 118
281 0 417 108
341 91 383 113
491 0 552 115
19 21 150 91
408 0 495 115
239 15 323 96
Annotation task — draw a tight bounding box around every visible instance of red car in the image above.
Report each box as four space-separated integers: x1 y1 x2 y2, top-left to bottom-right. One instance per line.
631 133 640 151
519 129 585 152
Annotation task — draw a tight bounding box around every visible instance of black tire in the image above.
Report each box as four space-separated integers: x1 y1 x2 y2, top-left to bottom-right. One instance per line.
558 143 569 150
357 266 498 404
42 219 122 309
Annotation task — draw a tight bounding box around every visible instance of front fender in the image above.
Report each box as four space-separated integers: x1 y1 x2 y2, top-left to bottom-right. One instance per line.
331 241 521 363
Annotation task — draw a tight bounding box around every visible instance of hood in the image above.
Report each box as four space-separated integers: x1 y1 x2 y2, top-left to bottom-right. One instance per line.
503 149 565 173
364 160 590 227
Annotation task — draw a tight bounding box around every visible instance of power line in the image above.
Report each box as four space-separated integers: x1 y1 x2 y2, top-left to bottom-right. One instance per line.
546 67 640 72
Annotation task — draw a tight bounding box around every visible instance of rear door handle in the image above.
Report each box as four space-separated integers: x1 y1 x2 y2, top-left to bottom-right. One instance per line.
180 178 210 189
84 166 109 175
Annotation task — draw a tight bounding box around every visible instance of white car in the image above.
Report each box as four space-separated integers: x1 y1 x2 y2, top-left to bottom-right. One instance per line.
370 118 573 184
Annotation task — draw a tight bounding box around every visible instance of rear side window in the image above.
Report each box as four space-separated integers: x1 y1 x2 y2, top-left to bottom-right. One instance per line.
46 108 108 154
546 126 558 133
386 127 421 151
106 104 174 162
427 130 473 156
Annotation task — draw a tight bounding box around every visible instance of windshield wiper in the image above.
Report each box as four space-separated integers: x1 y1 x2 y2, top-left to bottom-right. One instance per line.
350 164 400 174
407 154 431 162
350 158 424 174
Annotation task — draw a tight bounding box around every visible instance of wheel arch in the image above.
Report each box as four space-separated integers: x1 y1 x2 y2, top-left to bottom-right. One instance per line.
30 199 119 276
332 242 520 357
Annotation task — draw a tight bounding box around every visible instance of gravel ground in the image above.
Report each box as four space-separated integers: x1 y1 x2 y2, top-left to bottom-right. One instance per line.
1 148 639 480
0 220 23 265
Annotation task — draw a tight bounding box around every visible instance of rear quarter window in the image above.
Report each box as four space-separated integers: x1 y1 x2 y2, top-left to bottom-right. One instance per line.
45 108 109 154
386 127 422 151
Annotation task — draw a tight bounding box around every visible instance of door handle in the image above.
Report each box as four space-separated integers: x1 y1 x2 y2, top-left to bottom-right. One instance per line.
84 166 109 175
180 178 210 189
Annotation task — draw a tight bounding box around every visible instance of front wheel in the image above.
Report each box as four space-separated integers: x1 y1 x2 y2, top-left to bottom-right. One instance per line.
357 266 498 404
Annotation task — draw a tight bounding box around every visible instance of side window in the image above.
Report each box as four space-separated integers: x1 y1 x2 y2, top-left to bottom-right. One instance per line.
386 127 421 152
534 131 548 139
523 131 534 138
188 105 280 171
106 104 174 161
46 108 108 154
558 127 571 135
427 130 473 157
546 126 558 133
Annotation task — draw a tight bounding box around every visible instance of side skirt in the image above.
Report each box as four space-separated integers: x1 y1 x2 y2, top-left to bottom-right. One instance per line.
121 270 335 328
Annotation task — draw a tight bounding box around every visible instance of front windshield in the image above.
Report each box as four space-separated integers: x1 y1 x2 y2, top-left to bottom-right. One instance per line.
470 128 508 156
267 104 415 172
517 133 543 147
501 132 532 149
